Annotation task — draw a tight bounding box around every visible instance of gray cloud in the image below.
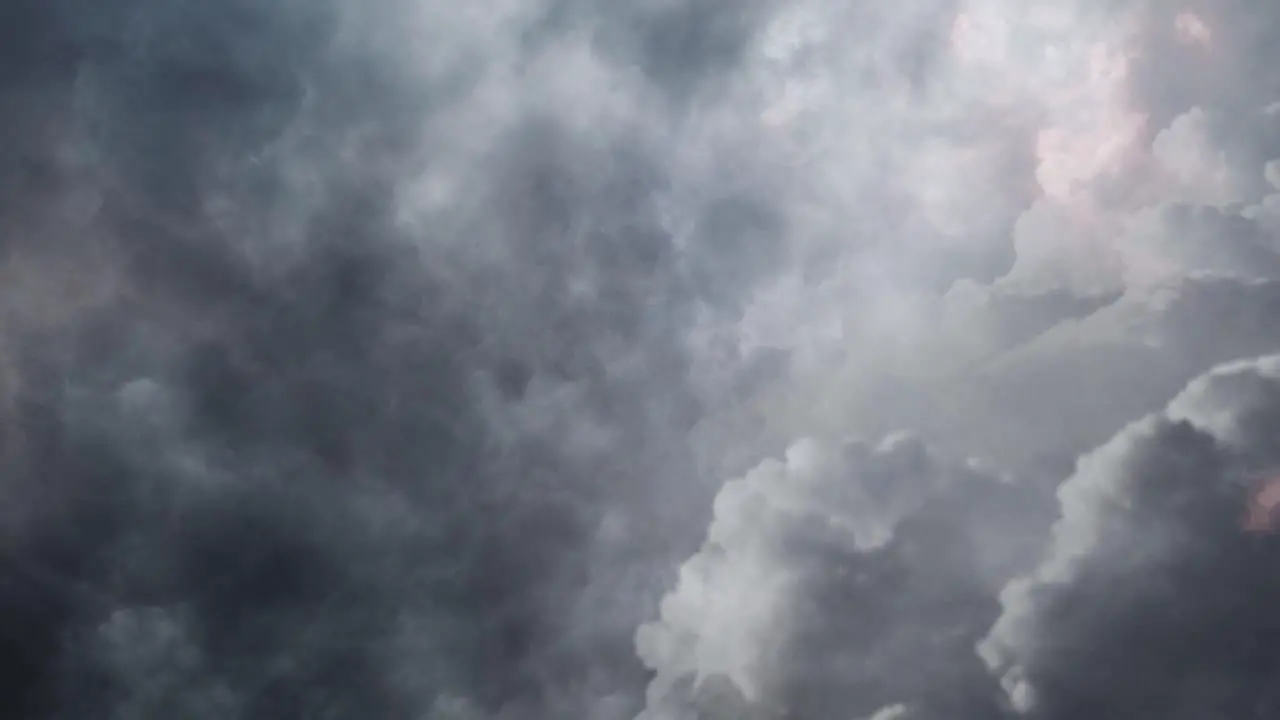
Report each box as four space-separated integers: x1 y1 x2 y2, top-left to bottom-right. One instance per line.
981 355 1280 719
7 0 1280 719
0 1 756 717
637 434 1052 719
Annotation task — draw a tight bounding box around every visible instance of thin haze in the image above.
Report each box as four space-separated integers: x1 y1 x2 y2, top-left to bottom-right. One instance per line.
2 1 1280 719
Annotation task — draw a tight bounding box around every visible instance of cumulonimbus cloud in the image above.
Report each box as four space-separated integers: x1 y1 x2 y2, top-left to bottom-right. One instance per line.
5 0 1280 718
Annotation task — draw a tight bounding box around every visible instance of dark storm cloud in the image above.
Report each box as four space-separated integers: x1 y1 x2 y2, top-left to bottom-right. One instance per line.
981 356 1280 720
0 1 809 718
9 0 1280 719
592 0 774 103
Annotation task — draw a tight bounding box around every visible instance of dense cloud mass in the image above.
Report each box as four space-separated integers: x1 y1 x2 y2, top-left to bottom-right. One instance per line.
4 0 1280 718
981 356 1280 720
636 435 1052 720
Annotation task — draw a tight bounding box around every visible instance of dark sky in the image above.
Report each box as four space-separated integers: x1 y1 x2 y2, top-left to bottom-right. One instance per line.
3 1 1280 719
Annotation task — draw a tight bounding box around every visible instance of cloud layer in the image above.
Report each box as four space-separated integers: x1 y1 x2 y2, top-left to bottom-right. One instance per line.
4 0 1280 718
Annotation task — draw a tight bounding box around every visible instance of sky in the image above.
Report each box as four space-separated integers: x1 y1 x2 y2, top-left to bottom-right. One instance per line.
2 1 1280 718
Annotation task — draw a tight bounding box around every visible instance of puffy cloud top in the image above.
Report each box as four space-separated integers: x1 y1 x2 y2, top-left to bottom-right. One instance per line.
638 434 1051 719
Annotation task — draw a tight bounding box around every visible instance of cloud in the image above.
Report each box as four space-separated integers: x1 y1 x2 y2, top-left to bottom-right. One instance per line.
636 434 1051 719
981 355 1280 719
7 0 1280 718
65 607 241 719
683 0 1280 484
0 1 762 717
943 274 1280 470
